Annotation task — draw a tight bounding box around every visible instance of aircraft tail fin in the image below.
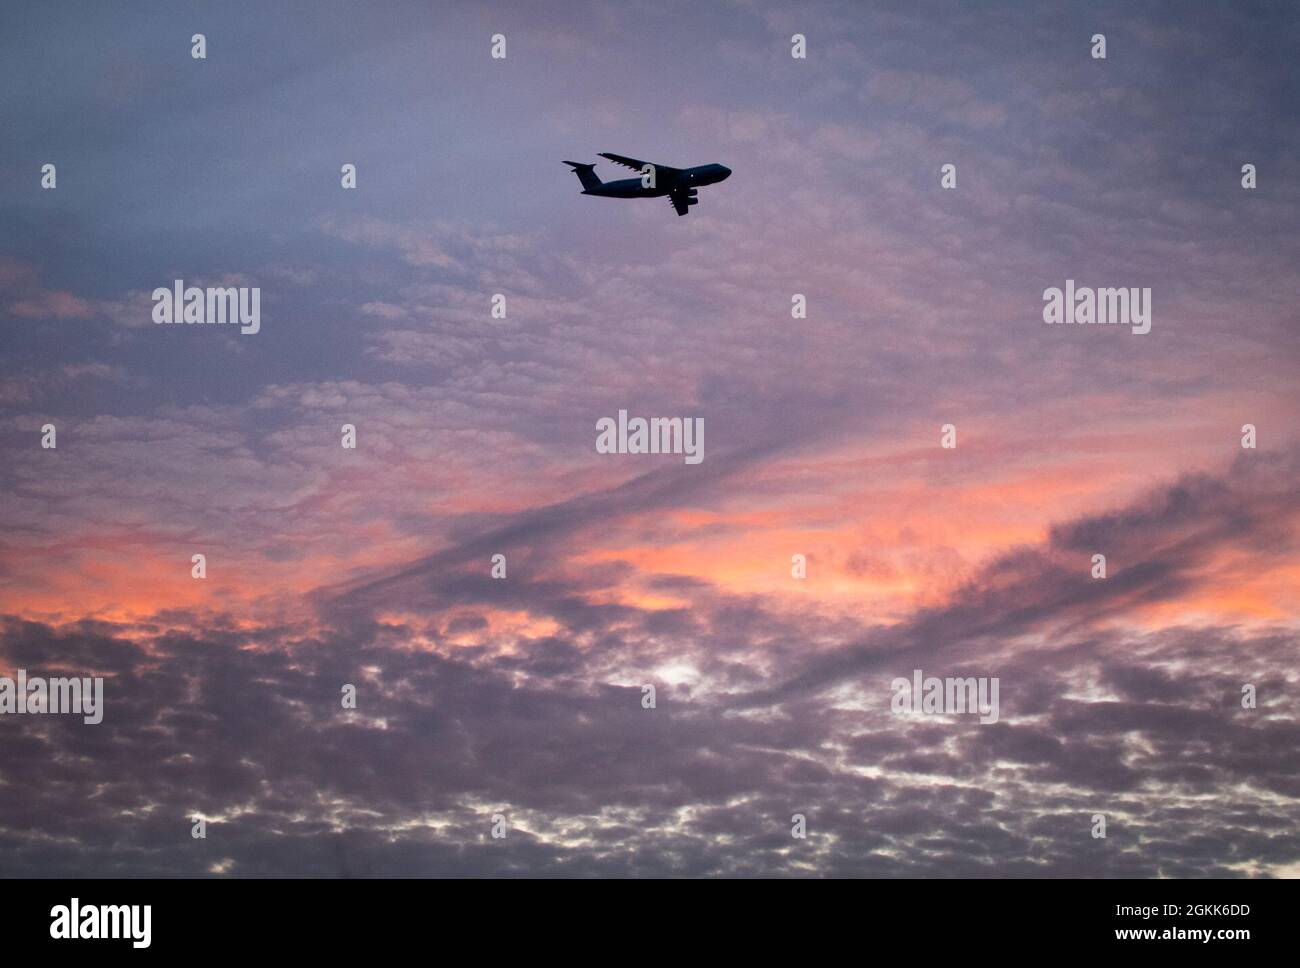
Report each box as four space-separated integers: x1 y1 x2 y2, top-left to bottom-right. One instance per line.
564 160 602 192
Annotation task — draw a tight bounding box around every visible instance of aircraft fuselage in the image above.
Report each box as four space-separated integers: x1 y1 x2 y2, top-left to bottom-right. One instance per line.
584 164 731 198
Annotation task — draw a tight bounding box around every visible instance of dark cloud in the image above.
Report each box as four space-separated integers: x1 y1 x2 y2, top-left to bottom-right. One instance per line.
1 449 1297 877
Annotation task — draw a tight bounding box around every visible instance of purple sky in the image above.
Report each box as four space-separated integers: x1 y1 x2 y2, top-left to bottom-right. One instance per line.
1 0 1298 876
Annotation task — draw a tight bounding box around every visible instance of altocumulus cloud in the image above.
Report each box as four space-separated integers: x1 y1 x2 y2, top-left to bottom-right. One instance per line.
0 450 1296 877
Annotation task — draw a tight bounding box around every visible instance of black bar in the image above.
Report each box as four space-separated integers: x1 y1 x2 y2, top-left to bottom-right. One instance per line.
3 877 1289 955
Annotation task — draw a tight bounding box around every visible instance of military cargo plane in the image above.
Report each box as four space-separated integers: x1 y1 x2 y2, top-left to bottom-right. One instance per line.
564 152 731 216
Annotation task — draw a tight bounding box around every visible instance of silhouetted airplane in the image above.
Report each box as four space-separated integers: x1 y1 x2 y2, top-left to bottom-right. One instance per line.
564 153 731 216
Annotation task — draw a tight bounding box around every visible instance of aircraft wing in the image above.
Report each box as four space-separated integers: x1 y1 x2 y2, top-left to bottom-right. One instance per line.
599 152 681 177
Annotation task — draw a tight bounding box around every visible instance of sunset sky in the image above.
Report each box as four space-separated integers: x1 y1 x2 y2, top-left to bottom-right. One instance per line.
1 0 1297 876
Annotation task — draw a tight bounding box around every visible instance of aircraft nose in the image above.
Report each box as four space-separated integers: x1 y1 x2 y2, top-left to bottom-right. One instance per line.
719 166 732 180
